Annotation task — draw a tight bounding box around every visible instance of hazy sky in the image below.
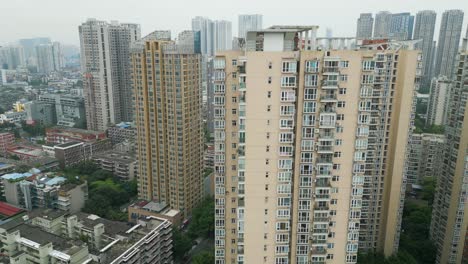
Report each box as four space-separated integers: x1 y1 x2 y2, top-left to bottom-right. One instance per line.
1 0 467 46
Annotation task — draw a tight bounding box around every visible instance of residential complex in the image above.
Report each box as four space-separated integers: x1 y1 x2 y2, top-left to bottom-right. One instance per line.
356 13 373 40
131 32 204 216
433 10 464 78
0 210 173 264
426 76 452 126
413 10 437 89
430 45 468 264
238 14 263 39
79 18 141 130
373 11 392 39
192 16 233 56
213 26 420 264
406 133 445 184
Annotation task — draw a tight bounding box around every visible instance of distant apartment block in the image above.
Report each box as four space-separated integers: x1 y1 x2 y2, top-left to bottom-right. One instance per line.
128 200 182 226
356 13 374 39
0 132 15 157
238 14 263 39
413 10 437 89
106 122 136 145
93 150 137 181
407 133 445 184
426 76 452 126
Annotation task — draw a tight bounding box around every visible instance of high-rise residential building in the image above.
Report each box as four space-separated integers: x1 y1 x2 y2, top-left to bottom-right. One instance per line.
192 16 215 55
430 45 468 264
426 76 452 126
213 26 420 264
434 10 464 78
406 133 445 184
214 20 233 52
79 18 141 131
52 42 64 71
373 11 392 38
238 14 263 39
19 37 51 61
356 13 374 40
0 46 25 69
131 31 203 217
389 13 415 40
413 10 437 89
35 44 55 74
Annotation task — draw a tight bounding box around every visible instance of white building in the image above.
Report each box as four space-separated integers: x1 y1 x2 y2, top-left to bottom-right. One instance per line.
238 14 263 39
426 76 452 126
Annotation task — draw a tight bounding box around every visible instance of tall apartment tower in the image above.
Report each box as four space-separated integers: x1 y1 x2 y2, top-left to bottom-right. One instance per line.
79 18 141 131
373 11 392 39
356 13 374 40
52 42 64 71
430 46 468 264
131 32 204 216
406 133 445 184
389 13 415 40
434 10 464 78
413 10 437 89
213 26 420 264
426 76 452 126
238 14 263 39
35 44 55 74
192 16 215 55
214 20 233 52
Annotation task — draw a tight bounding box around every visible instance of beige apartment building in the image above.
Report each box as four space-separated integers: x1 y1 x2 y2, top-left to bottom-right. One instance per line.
213 26 420 264
131 31 204 217
430 46 468 263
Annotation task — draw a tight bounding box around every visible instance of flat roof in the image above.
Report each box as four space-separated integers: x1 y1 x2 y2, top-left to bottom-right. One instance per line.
1 172 32 180
0 202 23 217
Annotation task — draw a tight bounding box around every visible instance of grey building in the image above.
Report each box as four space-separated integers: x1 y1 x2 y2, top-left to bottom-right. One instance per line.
79 19 141 131
25 101 57 125
0 46 25 70
374 11 392 38
37 94 86 128
238 14 263 39
426 76 452 126
389 12 414 40
192 16 214 55
19 37 51 63
434 9 464 78
406 133 445 184
413 10 437 89
356 13 374 39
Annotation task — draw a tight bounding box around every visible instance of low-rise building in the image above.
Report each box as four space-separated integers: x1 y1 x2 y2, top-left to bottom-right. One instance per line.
93 151 137 181
0 132 15 157
128 200 182 226
0 111 27 124
7 145 46 160
0 162 15 176
46 126 107 145
106 122 136 145
0 171 87 212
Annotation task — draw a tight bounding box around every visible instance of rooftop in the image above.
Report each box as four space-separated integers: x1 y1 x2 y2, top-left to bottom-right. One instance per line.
0 202 23 217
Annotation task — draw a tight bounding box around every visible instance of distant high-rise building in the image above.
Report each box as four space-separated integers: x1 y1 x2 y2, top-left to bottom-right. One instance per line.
238 14 263 39
52 42 64 71
35 44 55 74
356 13 374 39
214 20 233 52
19 37 51 63
406 133 445 184
430 44 468 264
0 46 25 70
79 18 141 131
426 76 452 126
389 12 415 40
214 26 421 264
374 11 392 38
413 10 437 89
326 27 333 38
434 10 464 78
192 16 214 55
131 31 203 216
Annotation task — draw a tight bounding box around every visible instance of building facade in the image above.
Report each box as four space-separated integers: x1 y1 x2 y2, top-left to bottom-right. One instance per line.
433 9 464 78
406 133 445 184
389 13 414 40
238 14 263 39
213 27 420 264
426 76 452 126
431 47 468 264
79 19 141 131
356 13 374 40
413 10 437 89
131 32 204 217
373 11 392 39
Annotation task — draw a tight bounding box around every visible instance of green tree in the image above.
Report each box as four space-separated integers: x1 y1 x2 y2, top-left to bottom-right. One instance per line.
192 251 214 264
188 198 214 239
172 229 192 261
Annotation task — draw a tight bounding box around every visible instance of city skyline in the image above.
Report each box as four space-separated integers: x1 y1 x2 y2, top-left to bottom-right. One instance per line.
1 0 467 45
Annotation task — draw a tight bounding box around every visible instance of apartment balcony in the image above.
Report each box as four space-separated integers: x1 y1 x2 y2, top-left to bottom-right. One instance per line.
315 194 330 201
316 157 333 164
314 205 329 211
311 247 328 256
319 131 334 140
320 94 338 102
315 180 331 188
322 67 340 75
313 216 330 223
311 238 327 246
317 145 333 153
239 82 246 90
321 80 339 89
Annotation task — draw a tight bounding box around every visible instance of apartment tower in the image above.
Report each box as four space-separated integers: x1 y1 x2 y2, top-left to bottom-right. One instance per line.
356 13 374 40
373 11 392 39
79 18 141 131
131 31 204 216
238 14 263 39
426 76 452 126
434 10 464 78
213 26 420 264
430 39 468 264
413 10 437 89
